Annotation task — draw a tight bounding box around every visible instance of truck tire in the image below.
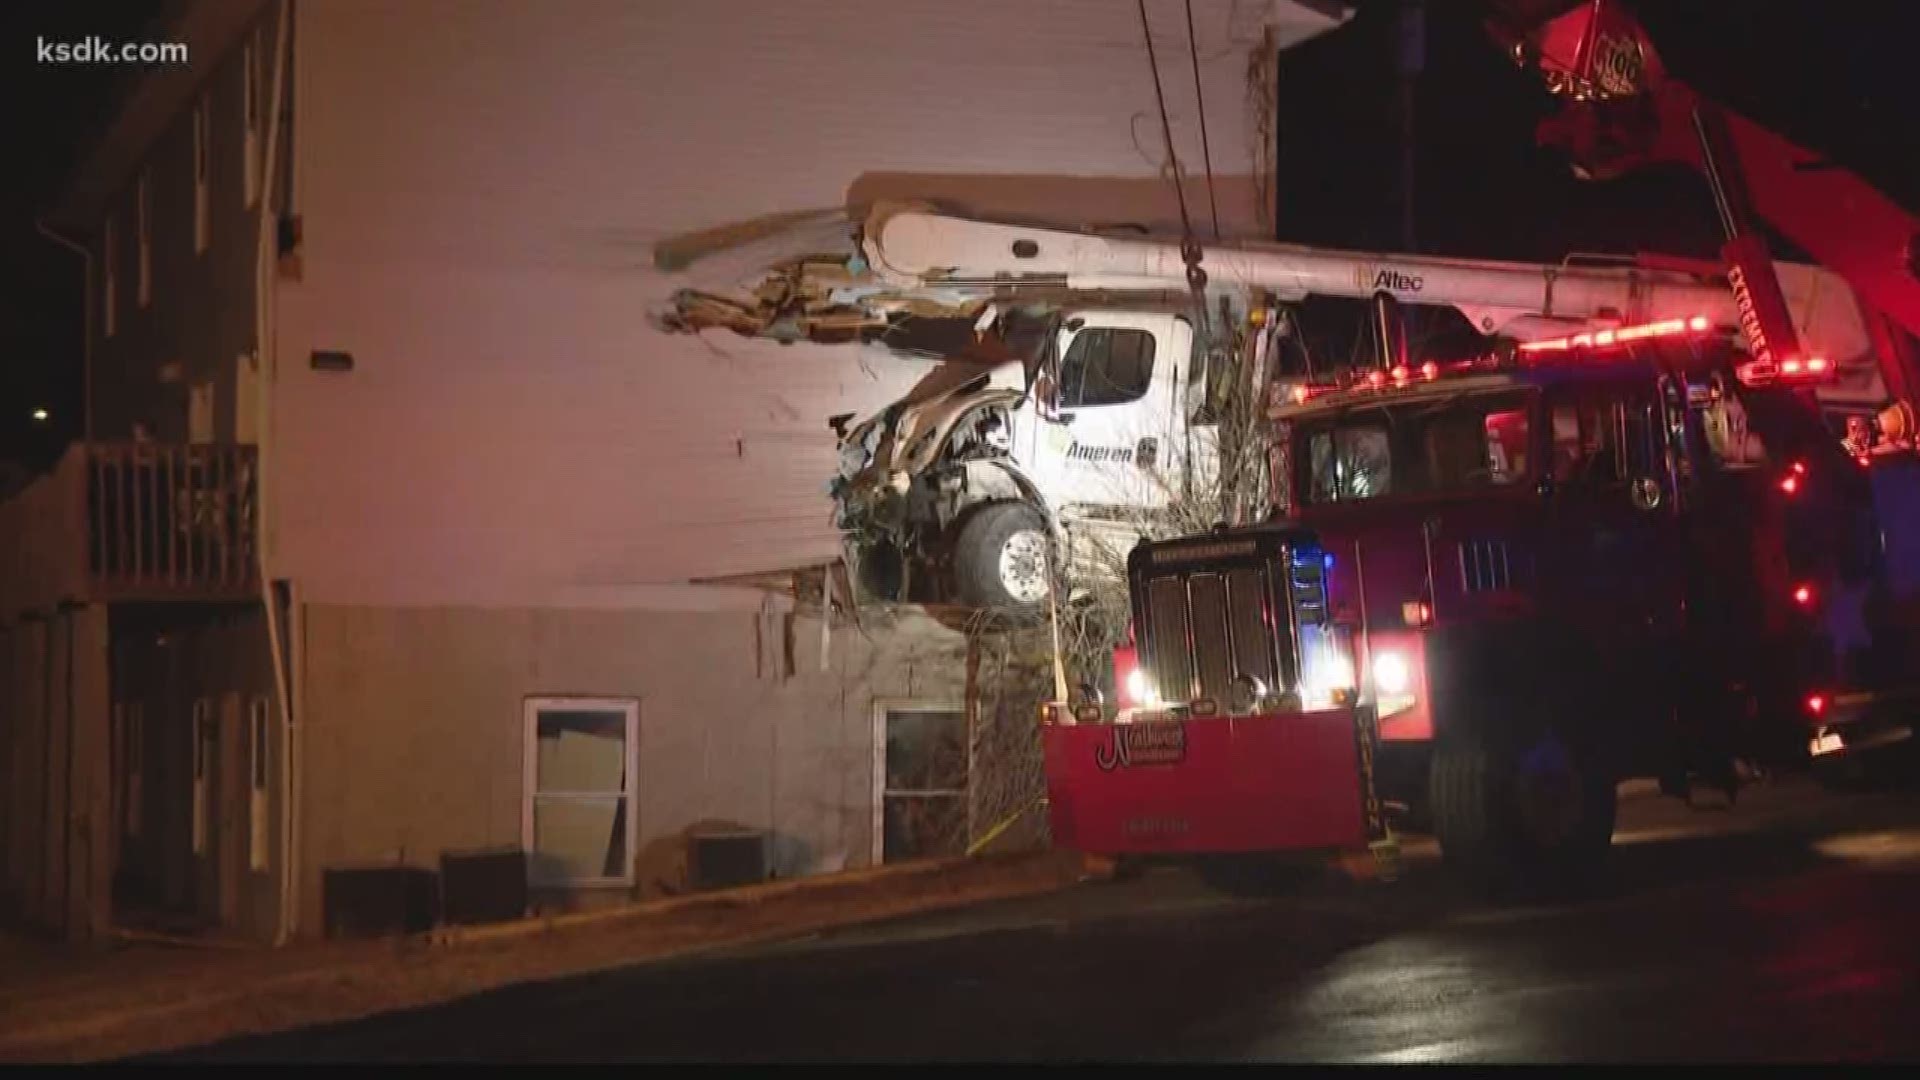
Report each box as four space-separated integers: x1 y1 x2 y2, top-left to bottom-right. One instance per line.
951 501 1054 615
1430 727 1617 894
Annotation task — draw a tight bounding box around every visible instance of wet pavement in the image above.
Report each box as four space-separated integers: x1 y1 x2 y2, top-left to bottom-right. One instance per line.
160 776 1920 1062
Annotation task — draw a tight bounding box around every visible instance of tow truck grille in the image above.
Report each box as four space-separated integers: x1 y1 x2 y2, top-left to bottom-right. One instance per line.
1145 577 1196 701
1143 565 1282 704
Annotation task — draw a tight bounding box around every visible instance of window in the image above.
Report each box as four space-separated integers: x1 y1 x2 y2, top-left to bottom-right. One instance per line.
1549 394 1662 490
242 36 260 208
523 698 638 888
249 696 270 872
1309 425 1392 503
136 171 151 308
193 98 209 253
191 698 211 856
1302 390 1537 506
872 701 969 864
1057 328 1156 408
103 217 117 338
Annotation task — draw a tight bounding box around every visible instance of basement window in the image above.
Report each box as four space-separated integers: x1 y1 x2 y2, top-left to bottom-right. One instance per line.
522 698 638 888
872 700 969 864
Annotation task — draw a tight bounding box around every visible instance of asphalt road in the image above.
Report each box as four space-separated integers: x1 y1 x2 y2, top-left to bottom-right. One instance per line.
161 776 1920 1063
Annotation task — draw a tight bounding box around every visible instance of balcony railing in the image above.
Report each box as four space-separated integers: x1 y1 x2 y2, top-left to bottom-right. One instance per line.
87 442 258 600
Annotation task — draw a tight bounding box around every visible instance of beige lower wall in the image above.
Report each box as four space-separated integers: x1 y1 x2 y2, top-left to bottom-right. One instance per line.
0 605 112 942
295 602 972 936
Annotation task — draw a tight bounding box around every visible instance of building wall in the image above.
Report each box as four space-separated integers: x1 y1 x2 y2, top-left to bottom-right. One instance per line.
295 602 971 934
89 8 276 444
270 0 1335 609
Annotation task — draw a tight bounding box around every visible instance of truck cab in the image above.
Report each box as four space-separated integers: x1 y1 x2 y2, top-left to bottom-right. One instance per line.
831 307 1222 613
1085 316 1884 886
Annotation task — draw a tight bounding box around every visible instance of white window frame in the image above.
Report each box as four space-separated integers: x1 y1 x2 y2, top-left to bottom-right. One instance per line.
136 170 151 308
870 699 969 866
248 695 271 873
191 698 211 856
522 697 639 889
192 97 209 254
102 217 117 339
242 35 260 208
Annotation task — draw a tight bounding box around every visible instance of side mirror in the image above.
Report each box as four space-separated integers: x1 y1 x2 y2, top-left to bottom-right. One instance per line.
1055 412 1076 426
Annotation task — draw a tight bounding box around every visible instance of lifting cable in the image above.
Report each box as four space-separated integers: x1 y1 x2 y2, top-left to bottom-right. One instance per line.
1184 0 1222 242
1137 0 1211 333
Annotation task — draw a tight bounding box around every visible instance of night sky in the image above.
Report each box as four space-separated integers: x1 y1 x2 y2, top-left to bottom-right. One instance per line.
2 0 1916 470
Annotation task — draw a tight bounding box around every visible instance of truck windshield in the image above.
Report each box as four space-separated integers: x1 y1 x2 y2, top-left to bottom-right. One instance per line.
1300 389 1538 505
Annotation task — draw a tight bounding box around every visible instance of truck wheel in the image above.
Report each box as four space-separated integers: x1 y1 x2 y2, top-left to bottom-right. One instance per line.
951 502 1054 615
1430 728 1617 894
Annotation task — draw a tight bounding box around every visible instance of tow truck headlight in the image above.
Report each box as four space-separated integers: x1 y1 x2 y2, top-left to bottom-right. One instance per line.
1301 637 1356 708
1125 668 1159 708
1373 651 1412 695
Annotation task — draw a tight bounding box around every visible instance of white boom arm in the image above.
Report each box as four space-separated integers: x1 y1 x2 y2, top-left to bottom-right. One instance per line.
860 204 1866 353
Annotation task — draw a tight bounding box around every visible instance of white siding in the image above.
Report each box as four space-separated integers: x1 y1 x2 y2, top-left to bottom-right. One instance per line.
273 0 1346 608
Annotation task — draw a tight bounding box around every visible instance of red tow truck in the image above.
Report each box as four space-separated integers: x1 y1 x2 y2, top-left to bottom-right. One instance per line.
1041 0 1920 885
1042 527 1392 871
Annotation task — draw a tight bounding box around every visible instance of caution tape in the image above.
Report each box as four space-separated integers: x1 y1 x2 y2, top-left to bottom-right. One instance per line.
967 796 1050 858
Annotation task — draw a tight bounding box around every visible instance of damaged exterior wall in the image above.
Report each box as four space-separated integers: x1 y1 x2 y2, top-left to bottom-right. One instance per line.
273 0 1336 603
253 0 1347 932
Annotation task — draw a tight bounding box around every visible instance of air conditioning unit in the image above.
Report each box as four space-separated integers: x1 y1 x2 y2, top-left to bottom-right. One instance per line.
439 846 528 926
688 829 768 891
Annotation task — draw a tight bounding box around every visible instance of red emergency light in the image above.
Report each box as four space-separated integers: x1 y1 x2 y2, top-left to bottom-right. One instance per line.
1516 315 1713 357
1805 693 1828 717
1792 583 1815 607
1735 355 1834 387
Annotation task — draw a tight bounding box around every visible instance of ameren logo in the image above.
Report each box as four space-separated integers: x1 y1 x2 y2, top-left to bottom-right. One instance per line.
37 37 189 65
1352 265 1424 294
1066 441 1133 464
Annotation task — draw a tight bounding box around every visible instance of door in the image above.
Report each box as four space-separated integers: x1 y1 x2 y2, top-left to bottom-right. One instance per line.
1023 315 1191 518
1541 380 1689 750
1543 381 1684 635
